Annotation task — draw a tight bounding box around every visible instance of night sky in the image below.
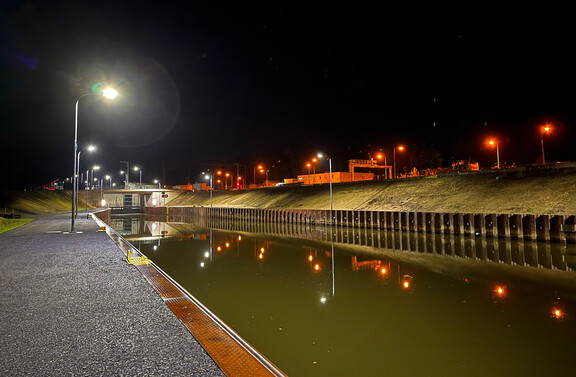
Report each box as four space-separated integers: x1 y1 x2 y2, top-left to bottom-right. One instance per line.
2 1 575 188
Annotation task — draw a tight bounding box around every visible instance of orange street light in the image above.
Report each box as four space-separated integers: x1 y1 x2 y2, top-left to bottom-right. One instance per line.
487 138 500 169
541 124 552 165
393 145 405 179
375 151 388 178
253 164 264 186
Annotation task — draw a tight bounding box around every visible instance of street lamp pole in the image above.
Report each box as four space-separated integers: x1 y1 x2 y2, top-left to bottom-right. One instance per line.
70 85 117 232
120 161 130 187
541 125 551 165
91 165 100 190
71 94 91 232
319 153 335 298
75 145 95 217
133 166 142 188
393 145 404 179
318 154 333 221
203 172 213 208
488 139 500 169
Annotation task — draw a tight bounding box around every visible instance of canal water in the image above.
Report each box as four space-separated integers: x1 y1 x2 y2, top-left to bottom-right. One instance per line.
112 215 576 377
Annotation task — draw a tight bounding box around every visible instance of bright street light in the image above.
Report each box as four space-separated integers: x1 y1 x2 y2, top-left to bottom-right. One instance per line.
102 87 118 99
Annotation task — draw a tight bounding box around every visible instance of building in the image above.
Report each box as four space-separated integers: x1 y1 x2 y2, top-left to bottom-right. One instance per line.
295 171 374 185
452 160 480 171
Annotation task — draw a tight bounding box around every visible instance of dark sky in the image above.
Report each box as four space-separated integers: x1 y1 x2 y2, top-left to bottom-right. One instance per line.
1 1 575 188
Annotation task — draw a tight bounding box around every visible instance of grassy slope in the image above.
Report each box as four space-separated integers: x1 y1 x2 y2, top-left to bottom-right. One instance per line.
0 190 73 214
0 217 34 234
2 168 575 217
166 169 576 215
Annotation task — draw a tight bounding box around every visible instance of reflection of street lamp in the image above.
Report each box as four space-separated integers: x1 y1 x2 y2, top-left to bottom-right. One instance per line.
393 145 404 179
541 124 552 165
71 84 117 232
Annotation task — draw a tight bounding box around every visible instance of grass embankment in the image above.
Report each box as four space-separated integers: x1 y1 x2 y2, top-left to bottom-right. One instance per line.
0 217 34 234
166 167 576 215
0 190 74 215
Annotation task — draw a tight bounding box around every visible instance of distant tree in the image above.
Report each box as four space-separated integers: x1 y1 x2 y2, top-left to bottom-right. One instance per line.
408 143 444 170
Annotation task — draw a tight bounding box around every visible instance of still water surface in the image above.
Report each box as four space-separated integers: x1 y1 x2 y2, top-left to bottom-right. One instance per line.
112 215 576 377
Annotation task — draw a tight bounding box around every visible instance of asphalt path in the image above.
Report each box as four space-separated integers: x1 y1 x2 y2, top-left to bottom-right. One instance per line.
0 213 224 376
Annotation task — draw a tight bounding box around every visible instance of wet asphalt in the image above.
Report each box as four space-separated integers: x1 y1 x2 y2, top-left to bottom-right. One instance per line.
0 213 224 376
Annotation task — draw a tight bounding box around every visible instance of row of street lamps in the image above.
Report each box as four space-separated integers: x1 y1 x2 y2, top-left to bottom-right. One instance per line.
486 124 553 169
71 85 118 232
70 84 160 232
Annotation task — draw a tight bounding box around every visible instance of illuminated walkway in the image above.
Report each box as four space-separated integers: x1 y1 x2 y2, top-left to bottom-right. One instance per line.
0 214 224 376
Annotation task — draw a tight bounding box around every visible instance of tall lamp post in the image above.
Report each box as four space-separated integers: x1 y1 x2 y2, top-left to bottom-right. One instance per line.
134 166 142 187
120 161 130 187
71 85 117 233
541 124 552 165
317 153 333 220
75 145 95 217
318 153 335 298
203 172 213 208
488 139 500 169
90 165 100 189
254 164 263 186
393 145 404 179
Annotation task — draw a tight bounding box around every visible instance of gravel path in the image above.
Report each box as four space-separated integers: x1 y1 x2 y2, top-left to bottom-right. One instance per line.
0 213 224 376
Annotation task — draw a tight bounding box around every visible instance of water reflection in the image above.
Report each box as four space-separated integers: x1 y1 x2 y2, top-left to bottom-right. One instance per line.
111 215 576 377
111 214 576 273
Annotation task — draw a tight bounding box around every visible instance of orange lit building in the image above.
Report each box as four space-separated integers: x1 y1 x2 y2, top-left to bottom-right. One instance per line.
295 171 374 185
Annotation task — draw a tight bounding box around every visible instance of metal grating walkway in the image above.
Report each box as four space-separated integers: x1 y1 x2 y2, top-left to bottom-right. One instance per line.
94 215 287 377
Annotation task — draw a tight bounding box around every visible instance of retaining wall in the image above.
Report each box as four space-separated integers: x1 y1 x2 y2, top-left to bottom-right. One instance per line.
145 206 576 244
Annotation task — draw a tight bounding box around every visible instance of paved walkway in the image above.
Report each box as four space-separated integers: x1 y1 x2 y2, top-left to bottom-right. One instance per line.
0 213 224 376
